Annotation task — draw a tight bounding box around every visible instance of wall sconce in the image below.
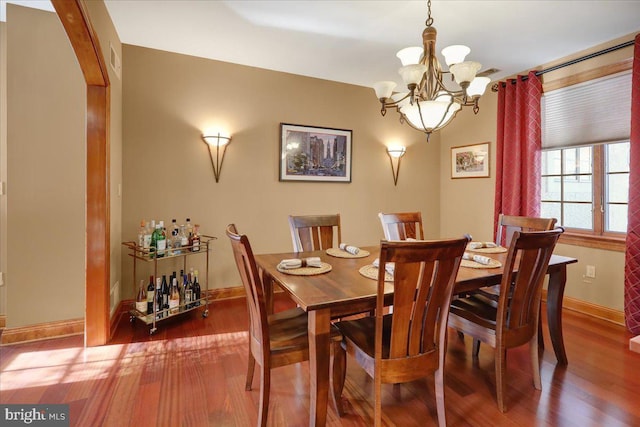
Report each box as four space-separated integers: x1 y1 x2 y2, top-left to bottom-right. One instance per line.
202 132 231 182
386 145 406 186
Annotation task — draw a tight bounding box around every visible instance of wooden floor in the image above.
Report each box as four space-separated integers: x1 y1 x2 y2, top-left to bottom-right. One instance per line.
1 295 639 427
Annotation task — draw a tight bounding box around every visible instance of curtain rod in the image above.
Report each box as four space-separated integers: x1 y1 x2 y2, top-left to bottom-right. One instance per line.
492 39 635 90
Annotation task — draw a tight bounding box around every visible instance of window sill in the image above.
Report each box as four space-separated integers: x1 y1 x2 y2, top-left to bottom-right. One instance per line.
559 232 626 252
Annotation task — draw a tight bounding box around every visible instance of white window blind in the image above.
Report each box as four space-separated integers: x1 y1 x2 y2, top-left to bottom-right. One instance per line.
542 71 631 149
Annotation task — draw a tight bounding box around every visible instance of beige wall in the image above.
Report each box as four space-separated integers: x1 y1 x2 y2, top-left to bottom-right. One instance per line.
121 45 442 299
440 34 636 313
6 5 85 327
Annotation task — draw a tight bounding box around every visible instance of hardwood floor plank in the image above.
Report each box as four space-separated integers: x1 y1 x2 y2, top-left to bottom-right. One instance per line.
1 296 639 426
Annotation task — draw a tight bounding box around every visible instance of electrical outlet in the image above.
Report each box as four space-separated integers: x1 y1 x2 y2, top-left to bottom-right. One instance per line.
586 265 596 278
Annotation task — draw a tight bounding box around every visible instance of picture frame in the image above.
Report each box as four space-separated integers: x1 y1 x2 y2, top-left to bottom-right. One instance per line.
451 142 490 179
279 123 352 182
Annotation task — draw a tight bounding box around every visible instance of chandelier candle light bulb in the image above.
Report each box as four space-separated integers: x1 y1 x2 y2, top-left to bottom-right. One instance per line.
372 0 490 140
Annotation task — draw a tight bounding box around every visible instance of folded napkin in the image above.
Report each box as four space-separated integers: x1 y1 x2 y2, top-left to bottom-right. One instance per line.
468 241 498 249
372 258 395 275
463 252 492 265
339 243 360 255
278 257 322 270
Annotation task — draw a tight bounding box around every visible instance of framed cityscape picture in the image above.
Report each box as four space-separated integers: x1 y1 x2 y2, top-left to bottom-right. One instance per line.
279 123 352 182
451 142 490 179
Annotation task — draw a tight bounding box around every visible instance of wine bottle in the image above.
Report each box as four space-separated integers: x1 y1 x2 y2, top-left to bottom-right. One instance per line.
155 278 163 319
180 274 187 307
146 275 155 315
169 277 180 314
136 279 147 313
192 270 201 307
184 274 193 309
161 275 169 311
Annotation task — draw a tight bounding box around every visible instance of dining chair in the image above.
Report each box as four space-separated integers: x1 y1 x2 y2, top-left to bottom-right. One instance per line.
448 228 563 412
476 214 557 300
332 237 469 427
377 211 424 240
288 214 341 252
226 224 345 427
495 214 557 247
470 214 558 348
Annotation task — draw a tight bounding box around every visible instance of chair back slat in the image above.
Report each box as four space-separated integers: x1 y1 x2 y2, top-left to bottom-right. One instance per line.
378 238 468 360
378 212 424 241
496 214 556 247
497 229 563 339
288 214 341 252
226 224 269 355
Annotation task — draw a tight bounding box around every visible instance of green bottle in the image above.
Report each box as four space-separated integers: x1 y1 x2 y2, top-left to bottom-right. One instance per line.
150 221 167 258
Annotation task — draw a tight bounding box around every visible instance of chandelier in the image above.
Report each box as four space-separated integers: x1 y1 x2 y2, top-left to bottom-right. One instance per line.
373 0 490 140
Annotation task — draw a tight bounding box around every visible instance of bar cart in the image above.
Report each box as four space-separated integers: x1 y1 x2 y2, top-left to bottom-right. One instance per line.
122 235 216 334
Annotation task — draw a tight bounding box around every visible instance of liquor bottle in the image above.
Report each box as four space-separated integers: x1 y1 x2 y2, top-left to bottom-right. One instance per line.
137 220 146 248
185 217 193 238
192 270 201 307
135 279 147 313
151 222 167 258
169 277 180 314
155 277 163 319
143 220 154 251
179 224 189 250
146 275 155 314
161 275 169 311
190 224 201 252
169 219 180 255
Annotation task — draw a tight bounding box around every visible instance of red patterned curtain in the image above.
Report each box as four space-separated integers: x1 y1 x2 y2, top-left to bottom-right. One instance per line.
625 34 640 335
494 71 542 242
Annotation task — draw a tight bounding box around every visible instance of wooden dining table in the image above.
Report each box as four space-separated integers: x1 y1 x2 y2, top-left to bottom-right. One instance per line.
254 245 577 427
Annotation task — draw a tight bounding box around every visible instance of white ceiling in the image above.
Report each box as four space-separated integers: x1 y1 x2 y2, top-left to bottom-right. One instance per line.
5 1 640 90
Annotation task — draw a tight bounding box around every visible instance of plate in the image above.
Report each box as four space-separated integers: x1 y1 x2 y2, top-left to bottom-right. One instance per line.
276 262 332 275
358 264 393 282
460 258 502 269
466 244 508 254
326 248 370 258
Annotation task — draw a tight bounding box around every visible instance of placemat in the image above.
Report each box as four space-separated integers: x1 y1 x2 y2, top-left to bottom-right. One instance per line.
461 258 502 269
358 264 393 282
326 247 370 258
277 262 332 275
466 244 508 254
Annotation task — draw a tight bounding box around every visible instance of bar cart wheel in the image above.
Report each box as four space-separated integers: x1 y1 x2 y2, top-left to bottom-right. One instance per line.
202 310 209 318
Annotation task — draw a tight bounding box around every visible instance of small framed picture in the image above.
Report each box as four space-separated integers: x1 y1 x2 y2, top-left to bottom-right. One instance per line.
279 123 352 183
451 142 490 179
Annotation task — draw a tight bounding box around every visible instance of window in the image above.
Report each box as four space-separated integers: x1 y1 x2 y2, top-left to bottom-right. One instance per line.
541 69 631 250
541 142 629 237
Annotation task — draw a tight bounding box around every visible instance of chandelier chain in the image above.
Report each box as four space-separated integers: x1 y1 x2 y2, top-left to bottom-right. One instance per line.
425 0 433 27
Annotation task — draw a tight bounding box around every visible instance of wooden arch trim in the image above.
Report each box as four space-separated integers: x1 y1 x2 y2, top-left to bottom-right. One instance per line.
52 0 110 347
